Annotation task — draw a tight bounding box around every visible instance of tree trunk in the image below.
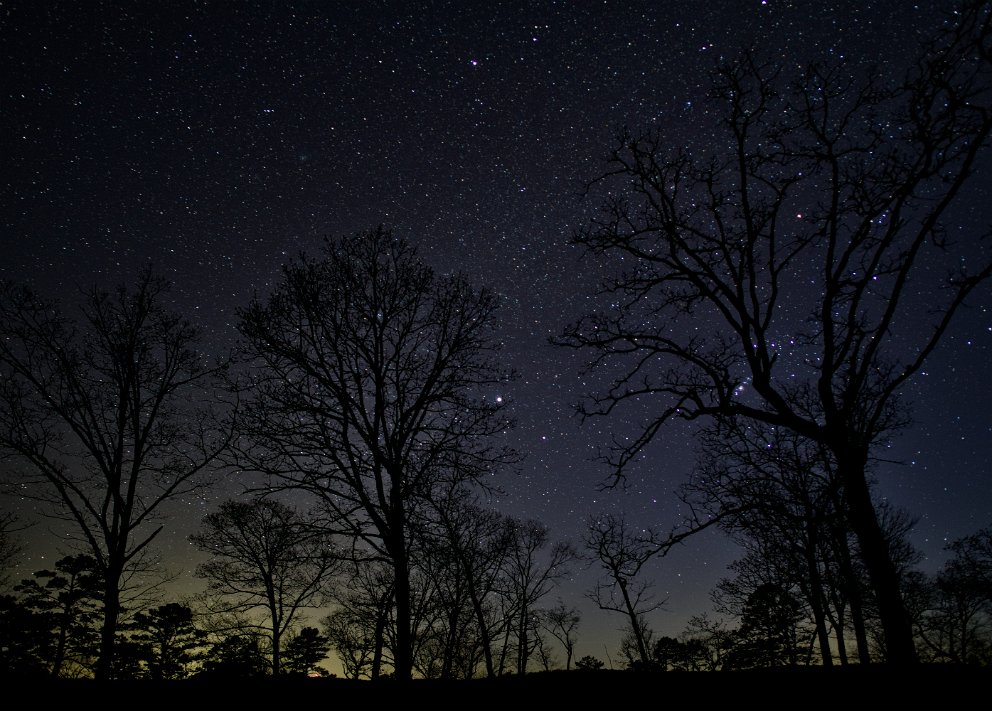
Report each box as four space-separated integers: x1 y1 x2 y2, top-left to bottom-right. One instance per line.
95 573 121 680
51 613 69 677
832 508 872 663
516 609 528 675
390 534 414 681
837 448 917 665
834 604 849 665
466 576 495 678
618 579 650 665
804 522 834 666
440 589 461 679
849 581 871 664
270 608 281 675
496 616 513 675
371 604 387 680
809 585 834 666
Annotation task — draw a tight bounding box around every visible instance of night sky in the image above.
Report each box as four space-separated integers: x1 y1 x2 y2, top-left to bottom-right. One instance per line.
3 0 990 665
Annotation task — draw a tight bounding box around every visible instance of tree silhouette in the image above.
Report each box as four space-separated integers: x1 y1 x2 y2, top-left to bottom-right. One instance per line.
582 512 666 667
0 267 233 678
418 484 517 678
190 497 339 676
323 560 395 680
199 631 269 679
679 613 736 671
653 635 711 672
0 592 50 677
913 525 992 664
14 554 102 677
558 2 992 665
574 654 605 671
726 583 805 669
283 626 331 676
323 604 378 680
501 519 573 675
129 602 204 680
233 226 516 681
682 420 853 664
541 600 581 671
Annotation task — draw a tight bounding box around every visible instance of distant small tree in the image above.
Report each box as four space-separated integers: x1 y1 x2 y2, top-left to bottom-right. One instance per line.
542 600 581 670
680 613 736 671
191 497 339 676
323 608 376 680
501 519 574 675
530 620 556 672
199 632 269 679
582 513 666 668
726 583 804 669
654 635 712 671
324 560 396 679
663 636 711 671
574 654 605 671
14 554 102 677
0 593 50 677
129 602 204 680
283 626 331 676
619 615 658 671
915 525 992 665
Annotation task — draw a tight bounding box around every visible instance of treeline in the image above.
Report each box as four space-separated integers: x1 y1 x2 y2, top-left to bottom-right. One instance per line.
0 495 575 680
2 0 992 682
1 508 989 680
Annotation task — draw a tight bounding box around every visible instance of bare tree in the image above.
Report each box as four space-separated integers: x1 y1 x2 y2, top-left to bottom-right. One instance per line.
0 267 233 678
558 3 992 665
541 599 581 670
233 226 515 681
323 560 395 680
680 613 736 671
582 512 667 667
912 525 992 664
323 607 376 680
420 484 516 678
682 420 847 665
190 497 339 675
500 519 574 675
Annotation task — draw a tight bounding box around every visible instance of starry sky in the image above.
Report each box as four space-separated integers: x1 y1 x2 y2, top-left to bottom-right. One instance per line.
2 0 990 665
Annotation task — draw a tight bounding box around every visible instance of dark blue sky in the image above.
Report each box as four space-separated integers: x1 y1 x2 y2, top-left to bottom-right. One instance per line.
2 0 989 663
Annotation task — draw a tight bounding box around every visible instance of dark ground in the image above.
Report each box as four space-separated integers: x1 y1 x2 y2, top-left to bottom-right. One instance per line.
19 665 990 706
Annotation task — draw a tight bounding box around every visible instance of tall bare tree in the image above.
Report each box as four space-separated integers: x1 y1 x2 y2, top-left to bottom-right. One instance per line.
419 484 516 678
558 2 992 665
190 497 339 675
0 267 233 678
322 560 395 680
541 600 581 671
682 420 847 665
233 226 516 681
912 525 992 664
500 519 574 675
582 512 667 667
